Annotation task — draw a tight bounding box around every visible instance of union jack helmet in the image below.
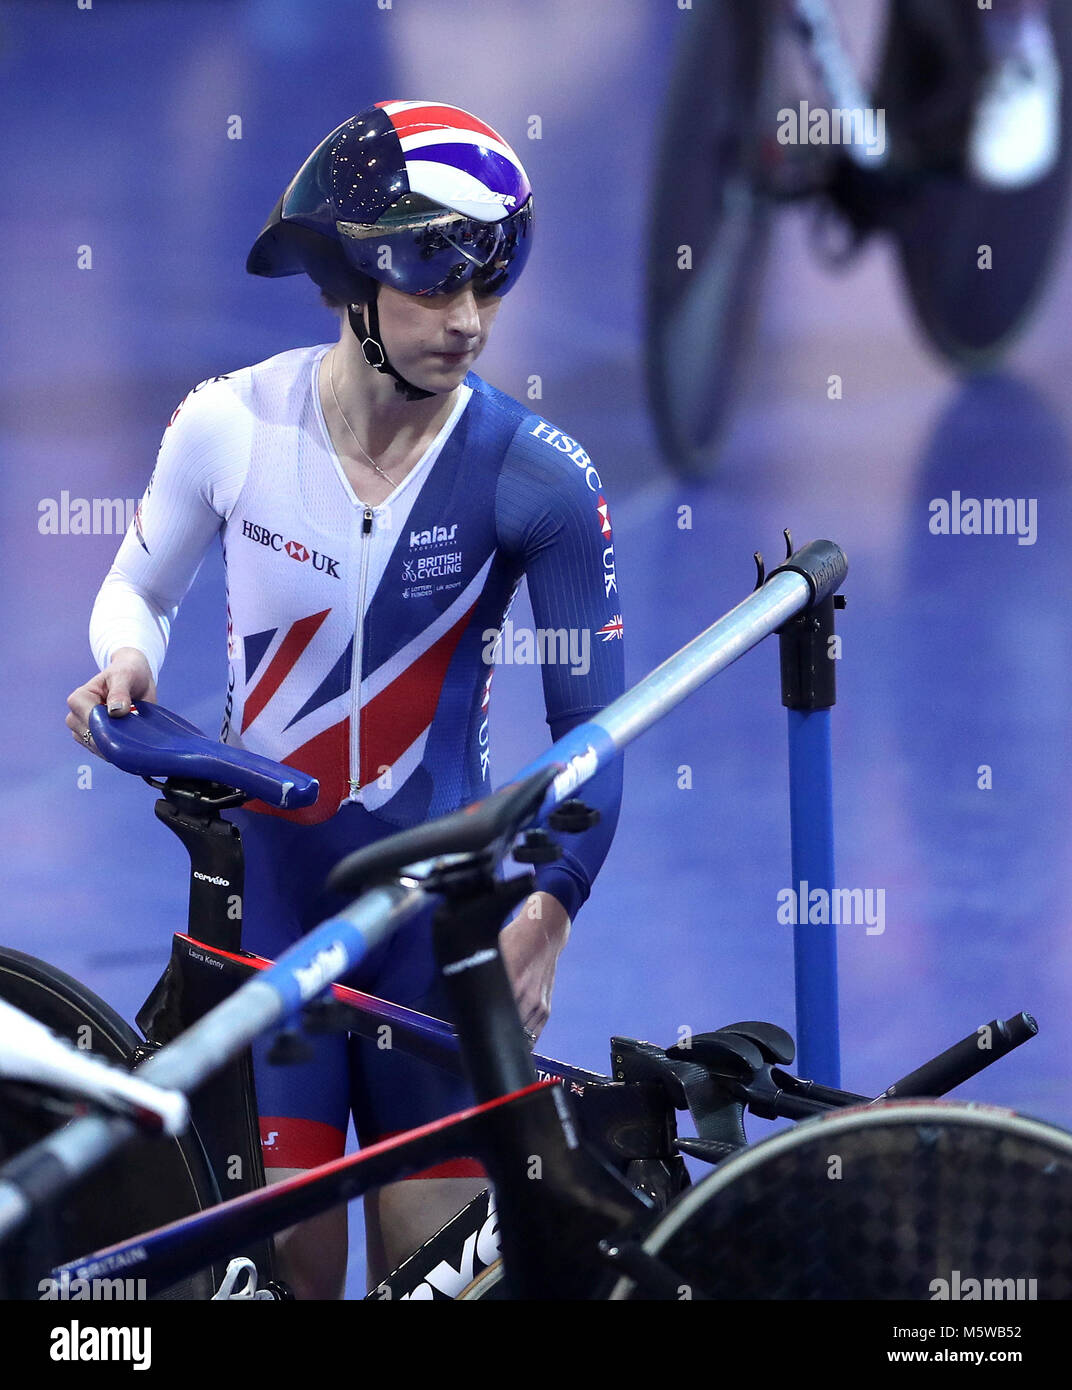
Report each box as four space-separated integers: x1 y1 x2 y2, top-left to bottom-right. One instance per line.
247 100 534 302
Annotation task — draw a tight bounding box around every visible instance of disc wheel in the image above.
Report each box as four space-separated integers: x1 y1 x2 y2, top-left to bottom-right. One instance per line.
607 1101 1072 1299
0 948 219 1299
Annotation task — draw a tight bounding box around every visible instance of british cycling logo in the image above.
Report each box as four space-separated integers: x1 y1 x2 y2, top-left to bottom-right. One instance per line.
401 549 464 598
241 519 341 577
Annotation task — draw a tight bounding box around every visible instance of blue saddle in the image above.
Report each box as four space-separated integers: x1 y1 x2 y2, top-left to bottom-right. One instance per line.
87 702 319 810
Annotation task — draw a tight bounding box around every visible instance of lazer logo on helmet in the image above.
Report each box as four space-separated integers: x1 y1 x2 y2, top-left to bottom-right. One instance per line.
529 422 602 492
241 520 340 578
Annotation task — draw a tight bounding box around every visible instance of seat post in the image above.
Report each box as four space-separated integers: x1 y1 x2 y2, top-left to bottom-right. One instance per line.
153 784 246 953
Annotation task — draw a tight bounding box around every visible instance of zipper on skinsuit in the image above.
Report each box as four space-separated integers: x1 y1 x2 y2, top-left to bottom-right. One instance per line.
348 506 375 798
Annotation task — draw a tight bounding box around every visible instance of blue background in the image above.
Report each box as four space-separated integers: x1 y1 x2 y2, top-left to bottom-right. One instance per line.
2 0 1070 1298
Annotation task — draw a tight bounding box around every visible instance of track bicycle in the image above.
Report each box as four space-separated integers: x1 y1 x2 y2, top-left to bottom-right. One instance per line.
649 0 1072 476
0 849 1040 1301
2 538 1069 1299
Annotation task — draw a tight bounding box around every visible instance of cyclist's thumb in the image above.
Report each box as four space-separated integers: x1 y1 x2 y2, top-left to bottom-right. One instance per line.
105 675 133 717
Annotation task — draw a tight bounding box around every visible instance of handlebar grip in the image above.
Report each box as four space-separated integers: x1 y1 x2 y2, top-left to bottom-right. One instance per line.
767 539 848 608
877 1013 1038 1101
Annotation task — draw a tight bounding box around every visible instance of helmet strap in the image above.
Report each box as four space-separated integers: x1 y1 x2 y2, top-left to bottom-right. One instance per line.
347 295 435 403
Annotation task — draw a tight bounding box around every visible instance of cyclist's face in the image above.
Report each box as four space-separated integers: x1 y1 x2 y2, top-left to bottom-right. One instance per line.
375 282 502 392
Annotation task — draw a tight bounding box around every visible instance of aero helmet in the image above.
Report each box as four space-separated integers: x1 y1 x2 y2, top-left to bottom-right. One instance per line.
247 100 533 399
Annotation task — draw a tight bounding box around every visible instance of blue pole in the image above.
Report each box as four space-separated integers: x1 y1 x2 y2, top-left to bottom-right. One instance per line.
787 706 840 1086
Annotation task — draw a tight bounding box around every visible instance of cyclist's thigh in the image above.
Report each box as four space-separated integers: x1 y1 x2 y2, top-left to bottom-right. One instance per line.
233 809 353 1169
347 901 486 1179
351 913 490 1286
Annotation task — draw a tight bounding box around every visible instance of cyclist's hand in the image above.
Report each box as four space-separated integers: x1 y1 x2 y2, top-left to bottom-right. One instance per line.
498 893 571 1045
66 647 157 757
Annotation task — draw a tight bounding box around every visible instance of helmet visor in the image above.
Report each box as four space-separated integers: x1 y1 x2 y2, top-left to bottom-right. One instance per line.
336 196 533 297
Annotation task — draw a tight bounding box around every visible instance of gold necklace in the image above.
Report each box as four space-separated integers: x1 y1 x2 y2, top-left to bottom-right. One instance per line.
328 349 395 486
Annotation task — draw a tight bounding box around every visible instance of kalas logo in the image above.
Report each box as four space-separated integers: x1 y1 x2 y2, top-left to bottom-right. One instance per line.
241 520 340 578
410 523 458 549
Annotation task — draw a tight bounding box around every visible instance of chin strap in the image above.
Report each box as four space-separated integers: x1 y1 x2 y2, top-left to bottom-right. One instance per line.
347 297 435 402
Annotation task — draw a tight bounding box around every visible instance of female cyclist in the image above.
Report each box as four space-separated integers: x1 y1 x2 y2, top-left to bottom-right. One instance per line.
65 100 624 1298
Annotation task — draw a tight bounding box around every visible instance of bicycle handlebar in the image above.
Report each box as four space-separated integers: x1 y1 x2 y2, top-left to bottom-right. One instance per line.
327 768 558 895
703 1012 1040 1128
876 1012 1039 1103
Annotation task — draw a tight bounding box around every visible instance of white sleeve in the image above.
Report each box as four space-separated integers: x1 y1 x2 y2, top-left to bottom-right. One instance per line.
89 375 250 682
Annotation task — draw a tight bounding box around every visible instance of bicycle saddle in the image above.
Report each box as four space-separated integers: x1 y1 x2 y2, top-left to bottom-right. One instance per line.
87 702 319 810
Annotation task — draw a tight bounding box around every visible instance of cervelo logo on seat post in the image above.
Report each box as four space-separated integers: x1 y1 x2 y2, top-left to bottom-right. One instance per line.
240 519 341 578
192 871 230 887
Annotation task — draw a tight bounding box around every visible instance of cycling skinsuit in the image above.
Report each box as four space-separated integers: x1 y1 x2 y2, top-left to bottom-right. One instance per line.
90 343 624 1172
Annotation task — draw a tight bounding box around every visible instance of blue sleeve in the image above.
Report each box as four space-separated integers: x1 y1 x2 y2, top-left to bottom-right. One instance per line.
495 417 625 919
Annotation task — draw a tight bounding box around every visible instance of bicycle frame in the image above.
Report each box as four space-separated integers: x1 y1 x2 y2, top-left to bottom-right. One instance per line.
0 539 848 1299
790 0 888 169
48 1080 569 1300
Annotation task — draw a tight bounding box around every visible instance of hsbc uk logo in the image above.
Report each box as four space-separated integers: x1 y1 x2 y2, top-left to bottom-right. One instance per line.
241 520 340 578
597 494 617 599
529 421 602 493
